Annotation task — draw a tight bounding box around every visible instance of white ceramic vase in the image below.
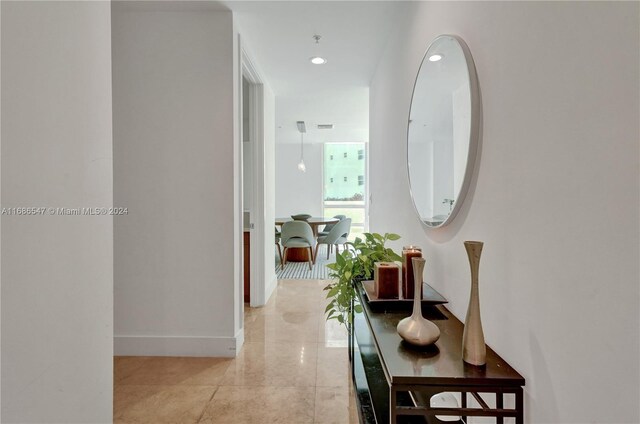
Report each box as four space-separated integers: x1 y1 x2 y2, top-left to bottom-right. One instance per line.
397 257 440 346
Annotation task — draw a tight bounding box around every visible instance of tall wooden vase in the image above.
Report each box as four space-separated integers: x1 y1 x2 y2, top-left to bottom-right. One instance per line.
462 241 486 366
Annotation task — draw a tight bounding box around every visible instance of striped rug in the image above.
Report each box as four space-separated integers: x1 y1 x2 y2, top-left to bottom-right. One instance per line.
276 244 336 280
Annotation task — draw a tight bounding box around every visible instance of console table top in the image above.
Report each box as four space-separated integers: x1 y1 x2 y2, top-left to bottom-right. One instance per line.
356 281 525 387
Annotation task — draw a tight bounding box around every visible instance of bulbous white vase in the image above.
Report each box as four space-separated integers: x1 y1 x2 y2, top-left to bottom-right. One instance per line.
397 257 440 346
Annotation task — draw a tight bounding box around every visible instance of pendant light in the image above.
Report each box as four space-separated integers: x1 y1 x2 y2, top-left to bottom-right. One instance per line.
296 121 306 172
309 35 327 65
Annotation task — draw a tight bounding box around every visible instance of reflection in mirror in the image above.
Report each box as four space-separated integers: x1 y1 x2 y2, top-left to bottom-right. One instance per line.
407 35 479 228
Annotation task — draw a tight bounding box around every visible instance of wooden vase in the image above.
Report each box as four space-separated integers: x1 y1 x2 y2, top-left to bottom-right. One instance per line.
462 241 486 366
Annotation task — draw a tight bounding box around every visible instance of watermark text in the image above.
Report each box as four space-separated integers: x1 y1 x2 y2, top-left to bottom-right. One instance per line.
2 207 128 216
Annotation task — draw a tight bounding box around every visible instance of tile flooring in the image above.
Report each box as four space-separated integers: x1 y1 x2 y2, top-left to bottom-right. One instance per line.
114 279 358 423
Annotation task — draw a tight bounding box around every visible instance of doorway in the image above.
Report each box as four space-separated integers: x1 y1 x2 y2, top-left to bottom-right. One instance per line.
239 42 271 310
242 76 253 303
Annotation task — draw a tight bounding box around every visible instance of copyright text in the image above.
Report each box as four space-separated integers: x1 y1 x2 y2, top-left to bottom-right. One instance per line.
2 207 129 216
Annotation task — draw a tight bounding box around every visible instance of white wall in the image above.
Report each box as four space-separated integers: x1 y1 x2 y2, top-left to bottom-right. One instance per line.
275 90 369 218
262 85 277 298
370 2 639 423
275 143 324 217
1 2 113 422
112 3 239 356
242 78 253 212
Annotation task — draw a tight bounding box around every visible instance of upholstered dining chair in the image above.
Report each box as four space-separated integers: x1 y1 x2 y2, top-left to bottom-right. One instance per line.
318 214 346 237
314 218 352 262
275 227 283 269
280 221 315 270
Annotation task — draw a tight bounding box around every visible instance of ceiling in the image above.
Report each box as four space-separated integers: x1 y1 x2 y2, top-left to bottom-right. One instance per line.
226 1 404 144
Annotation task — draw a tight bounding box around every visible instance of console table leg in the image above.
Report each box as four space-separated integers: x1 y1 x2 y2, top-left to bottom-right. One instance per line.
496 390 503 424
516 388 524 424
461 391 467 423
390 387 397 424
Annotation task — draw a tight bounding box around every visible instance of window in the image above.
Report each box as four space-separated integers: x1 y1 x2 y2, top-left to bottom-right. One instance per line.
323 142 368 240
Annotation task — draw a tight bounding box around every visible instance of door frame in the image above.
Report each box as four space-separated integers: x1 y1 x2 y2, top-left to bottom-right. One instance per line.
239 41 267 307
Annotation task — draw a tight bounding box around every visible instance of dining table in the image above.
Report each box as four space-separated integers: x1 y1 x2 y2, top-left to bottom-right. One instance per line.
275 216 339 262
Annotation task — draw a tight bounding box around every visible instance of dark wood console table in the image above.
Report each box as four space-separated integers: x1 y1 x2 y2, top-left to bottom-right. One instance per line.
349 281 525 424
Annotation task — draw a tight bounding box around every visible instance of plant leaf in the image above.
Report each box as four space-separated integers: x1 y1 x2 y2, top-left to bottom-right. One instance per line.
327 262 338 269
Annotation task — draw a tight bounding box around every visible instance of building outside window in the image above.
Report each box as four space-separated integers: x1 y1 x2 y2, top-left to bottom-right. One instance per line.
323 142 368 240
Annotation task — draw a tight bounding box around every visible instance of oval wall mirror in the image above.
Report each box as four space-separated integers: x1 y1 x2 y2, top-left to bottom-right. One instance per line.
407 35 480 228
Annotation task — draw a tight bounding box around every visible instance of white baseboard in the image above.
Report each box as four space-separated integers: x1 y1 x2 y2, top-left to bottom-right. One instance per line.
234 327 245 352
265 274 277 303
114 335 240 357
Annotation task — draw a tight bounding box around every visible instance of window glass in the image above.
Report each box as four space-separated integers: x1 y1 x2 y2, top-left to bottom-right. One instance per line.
323 143 367 240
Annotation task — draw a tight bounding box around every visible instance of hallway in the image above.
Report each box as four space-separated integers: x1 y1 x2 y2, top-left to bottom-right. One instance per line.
114 279 357 423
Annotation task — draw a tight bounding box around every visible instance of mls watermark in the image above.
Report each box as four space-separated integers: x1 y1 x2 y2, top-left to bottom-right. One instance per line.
1 207 128 216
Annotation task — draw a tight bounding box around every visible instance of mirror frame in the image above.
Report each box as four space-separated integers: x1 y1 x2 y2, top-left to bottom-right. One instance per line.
407 34 481 229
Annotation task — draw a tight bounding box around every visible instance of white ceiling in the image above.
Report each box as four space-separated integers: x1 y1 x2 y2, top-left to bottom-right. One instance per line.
226 1 404 144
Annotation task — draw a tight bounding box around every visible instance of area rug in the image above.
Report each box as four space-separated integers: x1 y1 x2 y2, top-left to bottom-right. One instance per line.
275 244 336 280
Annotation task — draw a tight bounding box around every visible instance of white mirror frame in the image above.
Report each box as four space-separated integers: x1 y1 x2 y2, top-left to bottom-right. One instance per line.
407 34 481 229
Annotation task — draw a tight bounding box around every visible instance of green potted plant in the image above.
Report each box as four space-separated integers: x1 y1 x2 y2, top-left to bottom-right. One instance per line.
324 232 403 326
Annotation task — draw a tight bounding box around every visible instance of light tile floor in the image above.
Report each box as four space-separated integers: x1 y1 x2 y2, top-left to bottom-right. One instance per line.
114 279 359 424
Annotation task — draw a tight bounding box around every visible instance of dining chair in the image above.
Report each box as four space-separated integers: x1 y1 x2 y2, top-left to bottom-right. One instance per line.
314 218 352 262
280 221 315 270
275 227 283 269
318 214 347 237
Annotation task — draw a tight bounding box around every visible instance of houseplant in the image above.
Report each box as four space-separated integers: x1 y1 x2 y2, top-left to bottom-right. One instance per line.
324 232 403 326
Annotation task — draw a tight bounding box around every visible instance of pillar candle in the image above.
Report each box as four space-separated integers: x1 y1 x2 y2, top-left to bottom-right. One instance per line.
401 246 421 296
374 262 400 299
402 247 423 300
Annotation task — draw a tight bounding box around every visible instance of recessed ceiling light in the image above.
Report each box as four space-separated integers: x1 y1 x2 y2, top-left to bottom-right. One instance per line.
429 54 443 62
